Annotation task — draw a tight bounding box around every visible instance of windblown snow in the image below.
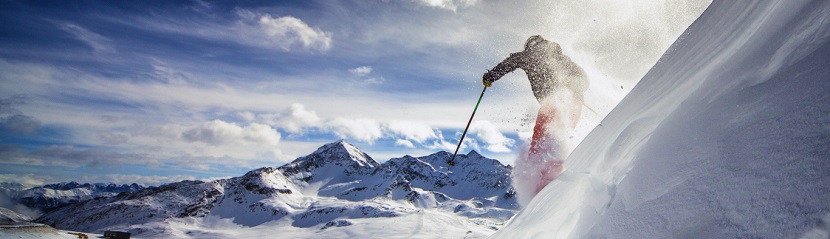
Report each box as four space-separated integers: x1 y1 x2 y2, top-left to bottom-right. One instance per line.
492 0 830 238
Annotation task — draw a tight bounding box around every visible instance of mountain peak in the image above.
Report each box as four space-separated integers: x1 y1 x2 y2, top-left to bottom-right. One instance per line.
312 140 378 167
282 140 380 174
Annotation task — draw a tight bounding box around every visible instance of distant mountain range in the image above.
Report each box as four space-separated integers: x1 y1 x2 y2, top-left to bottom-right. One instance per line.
0 181 145 211
25 140 517 237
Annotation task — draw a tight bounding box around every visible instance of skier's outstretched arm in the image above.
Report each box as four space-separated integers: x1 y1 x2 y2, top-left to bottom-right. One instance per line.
483 52 524 87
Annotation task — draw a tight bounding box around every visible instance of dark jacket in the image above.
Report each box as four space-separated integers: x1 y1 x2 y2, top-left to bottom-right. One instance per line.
484 39 588 102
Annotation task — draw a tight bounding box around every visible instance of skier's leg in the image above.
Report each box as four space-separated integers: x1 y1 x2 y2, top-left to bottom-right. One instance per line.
529 104 554 156
534 91 584 194
528 99 565 194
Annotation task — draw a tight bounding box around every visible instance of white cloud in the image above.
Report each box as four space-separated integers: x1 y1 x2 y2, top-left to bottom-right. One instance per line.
386 120 437 143
261 103 323 134
238 111 256 122
470 120 515 153
235 10 332 52
242 123 282 145
182 120 280 146
349 66 372 76
58 23 114 53
348 66 384 84
328 118 383 143
150 60 193 84
413 0 480 11
0 174 50 187
424 130 460 152
395 139 416 148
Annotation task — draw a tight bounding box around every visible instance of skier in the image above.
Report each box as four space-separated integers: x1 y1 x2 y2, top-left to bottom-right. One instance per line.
483 35 588 196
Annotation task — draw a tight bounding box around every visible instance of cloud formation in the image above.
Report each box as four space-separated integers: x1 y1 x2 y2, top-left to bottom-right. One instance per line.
58 23 115 53
237 104 511 154
328 118 384 143
386 120 438 143
470 120 515 153
395 139 416 148
0 114 41 135
256 103 323 134
349 66 372 76
237 11 332 52
182 120 281 146
0 144 149 168
349 66 384 84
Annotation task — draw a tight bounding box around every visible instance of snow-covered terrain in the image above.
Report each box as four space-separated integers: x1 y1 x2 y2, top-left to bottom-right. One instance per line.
492 0 830 238
12 182 144 210
0 207 31 225
34 141 517 238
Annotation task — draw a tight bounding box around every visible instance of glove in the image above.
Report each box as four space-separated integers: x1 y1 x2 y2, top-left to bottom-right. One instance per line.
482 70 495 88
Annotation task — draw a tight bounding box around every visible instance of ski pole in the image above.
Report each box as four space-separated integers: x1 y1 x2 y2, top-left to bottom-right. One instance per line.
448 86 487 166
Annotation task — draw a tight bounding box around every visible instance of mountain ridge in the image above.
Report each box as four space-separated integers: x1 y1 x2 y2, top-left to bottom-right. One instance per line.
33 140 517 236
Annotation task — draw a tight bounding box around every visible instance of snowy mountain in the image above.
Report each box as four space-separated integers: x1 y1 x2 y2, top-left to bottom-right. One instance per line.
9 182 145 211
0 207 31 225
35 140 517 238
0 182 25 197
492 0 830 238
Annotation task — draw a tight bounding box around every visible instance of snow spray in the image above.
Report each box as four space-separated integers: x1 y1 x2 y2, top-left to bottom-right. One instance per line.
513 89 581 207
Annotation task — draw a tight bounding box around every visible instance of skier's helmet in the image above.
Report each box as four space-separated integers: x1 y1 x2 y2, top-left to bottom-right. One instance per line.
525 35 545 50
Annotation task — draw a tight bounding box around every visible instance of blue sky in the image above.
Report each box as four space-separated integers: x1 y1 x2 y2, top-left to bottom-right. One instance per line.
0 0 708 186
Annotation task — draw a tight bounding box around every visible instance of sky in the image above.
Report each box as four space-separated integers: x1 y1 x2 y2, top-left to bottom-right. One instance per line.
0 0 709 186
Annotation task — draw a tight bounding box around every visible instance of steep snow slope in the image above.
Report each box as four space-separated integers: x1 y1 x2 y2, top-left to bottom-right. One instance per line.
492 0 830 238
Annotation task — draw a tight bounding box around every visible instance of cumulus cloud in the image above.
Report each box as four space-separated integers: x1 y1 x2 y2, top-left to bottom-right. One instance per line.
386 120 438 143
58 23 114 53
259 103 323 134
236 10 332 52
413 0 480 11
328 118 383 143
182 120 280 146
470 120 515 153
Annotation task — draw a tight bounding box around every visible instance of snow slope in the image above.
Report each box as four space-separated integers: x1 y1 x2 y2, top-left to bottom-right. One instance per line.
491 0 830 238
0 223 102 239
0 207 31 225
